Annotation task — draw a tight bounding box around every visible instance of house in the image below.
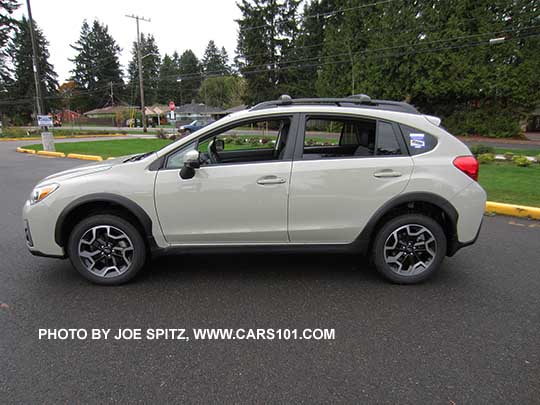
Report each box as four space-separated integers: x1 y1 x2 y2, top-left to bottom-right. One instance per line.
173 103 224 124
55 109 81 123
213 104 247 119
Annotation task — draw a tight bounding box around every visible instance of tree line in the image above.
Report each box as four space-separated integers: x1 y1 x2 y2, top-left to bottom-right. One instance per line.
236 0 540 137
1 0 539 136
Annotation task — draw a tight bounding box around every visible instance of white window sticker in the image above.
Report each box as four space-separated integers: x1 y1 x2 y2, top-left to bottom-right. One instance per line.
410 133 425 149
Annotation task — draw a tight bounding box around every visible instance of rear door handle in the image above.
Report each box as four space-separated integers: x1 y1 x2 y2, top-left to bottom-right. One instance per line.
373 170 402 178
257 175 286 185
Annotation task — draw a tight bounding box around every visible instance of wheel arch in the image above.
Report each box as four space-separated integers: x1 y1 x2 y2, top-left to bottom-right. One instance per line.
55 193 154 249
356 192 460 256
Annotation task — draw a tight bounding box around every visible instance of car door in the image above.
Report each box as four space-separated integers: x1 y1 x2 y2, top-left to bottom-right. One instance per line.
154 115 297 244
288 115 413 243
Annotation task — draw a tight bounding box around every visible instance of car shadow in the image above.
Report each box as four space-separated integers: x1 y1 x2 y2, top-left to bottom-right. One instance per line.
139 252 382 284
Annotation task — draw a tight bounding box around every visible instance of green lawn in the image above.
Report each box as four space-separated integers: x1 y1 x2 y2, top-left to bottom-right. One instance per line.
493 148 540 156
25 139 173 158
479 163 540 206
24 137 275 158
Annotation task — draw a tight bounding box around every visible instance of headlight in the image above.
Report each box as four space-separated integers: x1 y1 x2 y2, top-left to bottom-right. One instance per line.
30 183 59 205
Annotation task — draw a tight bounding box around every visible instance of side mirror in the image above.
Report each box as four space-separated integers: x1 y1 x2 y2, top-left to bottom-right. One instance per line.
184 149 201 168
179 149 200 180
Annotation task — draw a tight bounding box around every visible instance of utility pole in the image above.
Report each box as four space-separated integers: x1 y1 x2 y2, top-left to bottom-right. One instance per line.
26 0 54 150
109 81 115 106
126 14 151 133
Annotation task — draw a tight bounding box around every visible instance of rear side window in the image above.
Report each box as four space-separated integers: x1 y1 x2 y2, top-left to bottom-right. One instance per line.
376 122 403 156
399 124 438 155
303 117 407 159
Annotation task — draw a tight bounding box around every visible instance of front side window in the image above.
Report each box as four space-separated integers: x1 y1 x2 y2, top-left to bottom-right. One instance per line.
302 117 403 159
166 117 291 169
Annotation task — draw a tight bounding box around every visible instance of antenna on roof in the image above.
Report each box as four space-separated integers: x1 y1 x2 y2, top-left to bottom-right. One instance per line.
279 94 292 103
347 94 372 103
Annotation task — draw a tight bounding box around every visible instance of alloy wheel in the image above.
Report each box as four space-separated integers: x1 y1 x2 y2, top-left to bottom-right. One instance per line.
78 225 134 278
383 224 437 276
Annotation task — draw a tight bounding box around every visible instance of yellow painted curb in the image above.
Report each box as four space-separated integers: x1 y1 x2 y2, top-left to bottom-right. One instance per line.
486 201 540 220
67 153 103 161
36 150 65 158
16 147 36 154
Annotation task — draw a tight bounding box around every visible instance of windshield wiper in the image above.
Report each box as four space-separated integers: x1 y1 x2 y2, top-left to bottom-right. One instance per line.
123 151 154 162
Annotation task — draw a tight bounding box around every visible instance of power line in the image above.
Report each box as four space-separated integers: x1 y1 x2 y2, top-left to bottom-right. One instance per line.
238 0 399 32
161 24 540 81
238 9 540 61
2 31 538 108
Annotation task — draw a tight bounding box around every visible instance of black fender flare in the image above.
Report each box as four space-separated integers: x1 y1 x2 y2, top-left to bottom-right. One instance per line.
54 193 153 246
354 192 459 254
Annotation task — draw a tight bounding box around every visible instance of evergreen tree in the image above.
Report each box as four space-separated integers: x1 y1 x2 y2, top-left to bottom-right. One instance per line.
8 16 58 121
157 53 181 104
0 0 19 102
202 40 230 75
70 20 123 111
286 0 333 97
176 49 201 104
127 33 160 106
235 0 301 104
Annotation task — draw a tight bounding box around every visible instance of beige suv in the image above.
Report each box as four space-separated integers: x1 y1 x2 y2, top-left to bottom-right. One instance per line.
23 95 486 285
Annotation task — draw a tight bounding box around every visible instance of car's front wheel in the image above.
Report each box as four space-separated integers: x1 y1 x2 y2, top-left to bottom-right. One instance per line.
372 214 447 284
67 214 147 285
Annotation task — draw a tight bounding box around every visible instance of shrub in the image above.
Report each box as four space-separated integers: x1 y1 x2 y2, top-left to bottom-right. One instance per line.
535 154 540 164
512 155 531 167
469 144 495 156
442 104 521 138
504 152 514 161
156 129 167 139
477 153 495 164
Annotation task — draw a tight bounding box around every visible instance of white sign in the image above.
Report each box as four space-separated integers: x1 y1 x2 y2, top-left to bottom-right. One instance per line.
410 133 426 149
169 111 176 121
37 115 53 127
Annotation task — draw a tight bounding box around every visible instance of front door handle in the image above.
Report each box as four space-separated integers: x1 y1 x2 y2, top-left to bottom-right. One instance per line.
373 170 402 178
257 175 286 185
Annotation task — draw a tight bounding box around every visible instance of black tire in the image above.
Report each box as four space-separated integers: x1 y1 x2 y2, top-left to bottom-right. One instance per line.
67 214 147 285
372 214 447 284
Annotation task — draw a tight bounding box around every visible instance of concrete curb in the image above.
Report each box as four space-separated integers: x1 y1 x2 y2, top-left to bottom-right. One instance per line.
486 201 540 220
0 133 128 141
66 153 103 161
16 147 109 161
16 147 36 154
36 150 65 158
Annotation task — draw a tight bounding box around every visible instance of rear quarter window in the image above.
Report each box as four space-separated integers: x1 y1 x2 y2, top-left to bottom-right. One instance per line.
399 124 438 155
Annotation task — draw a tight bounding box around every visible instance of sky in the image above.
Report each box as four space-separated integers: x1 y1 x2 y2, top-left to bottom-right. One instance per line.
14 0 242 83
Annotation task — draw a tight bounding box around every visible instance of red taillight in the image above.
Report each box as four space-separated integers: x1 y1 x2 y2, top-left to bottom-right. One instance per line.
453 156 479 181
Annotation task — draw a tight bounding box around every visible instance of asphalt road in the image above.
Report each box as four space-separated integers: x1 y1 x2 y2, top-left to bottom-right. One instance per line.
1 141 539 403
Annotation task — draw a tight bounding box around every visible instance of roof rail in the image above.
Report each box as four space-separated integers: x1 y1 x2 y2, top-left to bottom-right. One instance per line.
250 94 419 114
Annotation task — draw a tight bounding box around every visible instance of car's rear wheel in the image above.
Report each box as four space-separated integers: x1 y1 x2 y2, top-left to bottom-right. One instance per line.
67 214 146 285
372 214 446 284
